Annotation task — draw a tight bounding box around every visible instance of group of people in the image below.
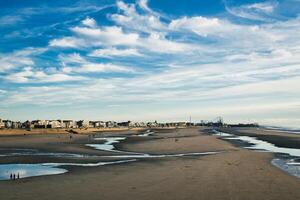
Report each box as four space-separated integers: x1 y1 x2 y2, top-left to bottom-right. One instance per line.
10 173 20 180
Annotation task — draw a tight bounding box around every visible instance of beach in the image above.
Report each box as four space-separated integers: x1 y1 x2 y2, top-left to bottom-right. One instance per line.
0 127 299 200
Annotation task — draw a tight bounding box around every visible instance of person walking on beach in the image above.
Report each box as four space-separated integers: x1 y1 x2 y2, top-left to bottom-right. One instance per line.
10 173 12 180
13 174 16 180
17 173 20 179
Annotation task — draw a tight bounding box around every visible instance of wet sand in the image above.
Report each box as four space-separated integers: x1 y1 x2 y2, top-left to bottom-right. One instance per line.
0 127 299 200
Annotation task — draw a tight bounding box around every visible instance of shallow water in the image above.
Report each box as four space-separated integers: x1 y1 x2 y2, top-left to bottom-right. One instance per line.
272 158 300 178
0 159 137 181
212 130 234 137
213 130 300 178
136 130 154 137
86 137 126 152
0 164 67 181
225 136 300 157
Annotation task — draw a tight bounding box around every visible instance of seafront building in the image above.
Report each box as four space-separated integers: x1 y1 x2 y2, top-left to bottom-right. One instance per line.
0 119 4 129
0 118 198 129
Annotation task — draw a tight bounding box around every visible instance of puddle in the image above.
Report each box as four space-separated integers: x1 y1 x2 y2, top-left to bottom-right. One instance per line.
0 164 67 181
86 137 126 152
136 130 154 137
212 130 234 137
0 159 137 181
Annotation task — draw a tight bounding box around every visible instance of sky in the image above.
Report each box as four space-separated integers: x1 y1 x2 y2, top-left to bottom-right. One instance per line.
0 0 300 127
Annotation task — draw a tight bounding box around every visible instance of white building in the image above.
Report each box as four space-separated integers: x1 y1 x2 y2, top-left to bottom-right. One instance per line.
0 119 5 129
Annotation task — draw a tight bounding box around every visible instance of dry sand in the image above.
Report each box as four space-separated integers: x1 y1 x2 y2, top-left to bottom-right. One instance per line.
0 127 299 200
0 127 151 136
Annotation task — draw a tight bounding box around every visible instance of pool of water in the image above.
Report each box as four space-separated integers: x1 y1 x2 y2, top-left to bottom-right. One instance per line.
86 137 126 152
0 164 67 181
136 130 154 137
0 159 137 181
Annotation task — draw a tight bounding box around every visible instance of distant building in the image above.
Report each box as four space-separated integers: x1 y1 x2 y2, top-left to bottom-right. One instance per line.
117 121 134 127
133 122 146 127
77 120 89 128
3 120 13 128
22 120 32 129
48 120 62 128
90 121 106 128
60 120 76 128
147 121 159 127
106 121 117 128
31 120 48 128
0 119 5 129
12 121 22 129
177 122 187 127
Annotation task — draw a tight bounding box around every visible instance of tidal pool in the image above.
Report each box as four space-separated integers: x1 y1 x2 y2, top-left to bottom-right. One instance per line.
0 164 67 181
86 137 126 152
0 159 137 181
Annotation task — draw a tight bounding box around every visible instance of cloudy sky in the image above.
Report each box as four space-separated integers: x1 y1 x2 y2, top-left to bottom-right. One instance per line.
0 0 300 127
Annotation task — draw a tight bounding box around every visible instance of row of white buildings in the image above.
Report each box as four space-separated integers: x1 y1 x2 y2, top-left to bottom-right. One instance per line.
0 119 189 129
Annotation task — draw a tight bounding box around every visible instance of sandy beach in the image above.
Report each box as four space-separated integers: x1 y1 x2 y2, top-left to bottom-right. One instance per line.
0 127 299 200
0 127 150 136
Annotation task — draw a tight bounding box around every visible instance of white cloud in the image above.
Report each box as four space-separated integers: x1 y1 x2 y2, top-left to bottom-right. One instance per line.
4 67 86 83
50 20 193 53
0 48 46 72
75 63 134 73
81 17 97 28
89 48 142 57
59 53 135 73
71 26 139 46
225 1 279 22
169 16 224 37
111 0 165 33
49 37 85 48
247 2 276 13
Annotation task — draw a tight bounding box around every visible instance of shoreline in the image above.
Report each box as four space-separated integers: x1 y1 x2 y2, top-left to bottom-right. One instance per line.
217 127 300 149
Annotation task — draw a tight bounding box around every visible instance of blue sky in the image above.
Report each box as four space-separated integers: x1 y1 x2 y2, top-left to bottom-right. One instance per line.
0 0 300 127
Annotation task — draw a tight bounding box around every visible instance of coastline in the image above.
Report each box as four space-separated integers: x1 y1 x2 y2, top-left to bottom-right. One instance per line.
217 127 300 149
